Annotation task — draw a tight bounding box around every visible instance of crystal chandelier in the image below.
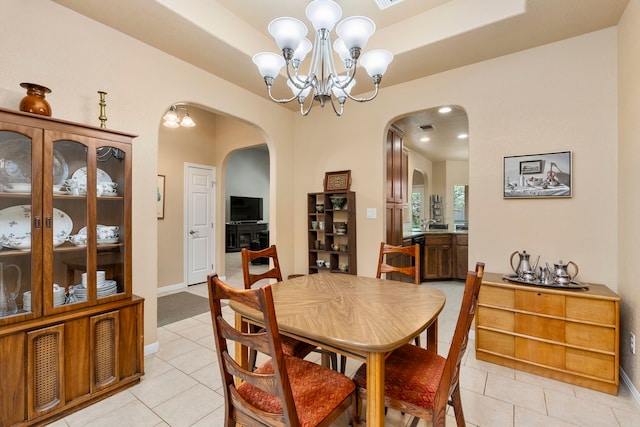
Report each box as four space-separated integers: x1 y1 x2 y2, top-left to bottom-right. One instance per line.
252 0 394 116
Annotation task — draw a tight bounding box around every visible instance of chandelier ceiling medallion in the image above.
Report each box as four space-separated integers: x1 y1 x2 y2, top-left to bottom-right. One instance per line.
252 0 394 116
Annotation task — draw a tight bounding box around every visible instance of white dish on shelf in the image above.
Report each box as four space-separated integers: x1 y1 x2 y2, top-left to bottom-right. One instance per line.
97 237 119 245
0 205 72 247
0 139 68 185
71 167 112 186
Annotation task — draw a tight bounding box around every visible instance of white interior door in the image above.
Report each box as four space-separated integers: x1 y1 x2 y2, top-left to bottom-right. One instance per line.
185 163 215 285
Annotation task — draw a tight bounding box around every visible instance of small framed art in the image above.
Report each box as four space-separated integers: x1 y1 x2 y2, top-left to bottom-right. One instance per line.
324 170 351 192
503 151 572 198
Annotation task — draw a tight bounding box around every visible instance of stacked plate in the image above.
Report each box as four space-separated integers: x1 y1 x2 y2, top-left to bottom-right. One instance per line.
22 290 31 312
72 280 117 301
24 284 65 310
53 285 65 307
82 270 106 286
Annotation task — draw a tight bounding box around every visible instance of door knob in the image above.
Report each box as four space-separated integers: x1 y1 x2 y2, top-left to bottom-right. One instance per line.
189 230 197 235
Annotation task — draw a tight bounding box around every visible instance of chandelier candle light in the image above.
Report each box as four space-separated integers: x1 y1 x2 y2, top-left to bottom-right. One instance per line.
252 0 393 116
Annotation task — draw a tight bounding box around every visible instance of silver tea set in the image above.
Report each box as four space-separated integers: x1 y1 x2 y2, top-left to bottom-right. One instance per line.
509 250 579 285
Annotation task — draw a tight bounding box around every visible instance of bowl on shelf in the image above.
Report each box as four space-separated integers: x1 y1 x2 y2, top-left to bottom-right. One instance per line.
339 264 348 272
329 196 347 210
333 222 347 235
315 259 325 267
316 204 324 213
324 260 331 268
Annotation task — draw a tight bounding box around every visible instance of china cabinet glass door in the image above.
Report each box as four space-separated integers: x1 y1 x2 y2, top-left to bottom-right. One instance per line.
48 135 88 311
45 132 129 314
0 127 41 323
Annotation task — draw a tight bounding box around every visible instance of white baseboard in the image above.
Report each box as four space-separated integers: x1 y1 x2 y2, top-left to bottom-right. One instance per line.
157 282 186 296
144 341 159 356
620 368 640 406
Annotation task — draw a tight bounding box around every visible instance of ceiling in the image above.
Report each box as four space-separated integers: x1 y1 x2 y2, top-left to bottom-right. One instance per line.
53 0 628 161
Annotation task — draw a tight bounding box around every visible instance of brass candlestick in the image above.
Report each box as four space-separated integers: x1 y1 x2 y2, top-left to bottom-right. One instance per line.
98 91 107 128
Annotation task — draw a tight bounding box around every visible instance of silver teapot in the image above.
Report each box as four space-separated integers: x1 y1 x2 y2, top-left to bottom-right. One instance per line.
510 250 539 279
551 260 579 285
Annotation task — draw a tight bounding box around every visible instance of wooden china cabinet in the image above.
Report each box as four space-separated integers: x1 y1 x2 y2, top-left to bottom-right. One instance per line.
0 108 143 426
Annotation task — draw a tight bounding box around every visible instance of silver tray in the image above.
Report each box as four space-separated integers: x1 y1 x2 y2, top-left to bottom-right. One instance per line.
502 274 588 290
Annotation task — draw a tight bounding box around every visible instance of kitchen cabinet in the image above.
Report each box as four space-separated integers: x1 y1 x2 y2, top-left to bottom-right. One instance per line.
385 126 407 245
475 273 620 395
423 234 453 280
308 191 356 275
453 233 468 279
225 222 268 252
0 108 143 426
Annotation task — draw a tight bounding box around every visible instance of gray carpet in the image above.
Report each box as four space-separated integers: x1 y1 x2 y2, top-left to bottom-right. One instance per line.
157 292 211 327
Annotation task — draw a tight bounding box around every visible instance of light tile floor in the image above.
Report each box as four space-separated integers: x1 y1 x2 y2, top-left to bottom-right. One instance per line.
49 254 640 426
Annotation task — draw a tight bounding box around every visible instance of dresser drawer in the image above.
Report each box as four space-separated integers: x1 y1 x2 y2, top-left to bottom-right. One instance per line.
478 306 514 331
477 329 515 356
566 297 616 324
565 322 615 352
566 348 616 380
515 290 564 316
479 285 514 309
515 313 565 342
515 337 565 369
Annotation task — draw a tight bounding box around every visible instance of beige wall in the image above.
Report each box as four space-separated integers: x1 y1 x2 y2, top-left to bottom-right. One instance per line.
618 0 640 390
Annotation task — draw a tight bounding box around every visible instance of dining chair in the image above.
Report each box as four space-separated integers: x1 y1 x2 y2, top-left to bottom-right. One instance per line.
207 274 356 427
353 262 485 427
376 242 422 346
242 245 317 370
376 242 421 285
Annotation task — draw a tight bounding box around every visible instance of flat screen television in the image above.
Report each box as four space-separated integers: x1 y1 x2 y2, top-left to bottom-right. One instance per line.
230 196 263 223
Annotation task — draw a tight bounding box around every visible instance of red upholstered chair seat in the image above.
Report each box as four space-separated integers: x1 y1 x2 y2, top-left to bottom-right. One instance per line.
352 343 446 410
238 355 355 427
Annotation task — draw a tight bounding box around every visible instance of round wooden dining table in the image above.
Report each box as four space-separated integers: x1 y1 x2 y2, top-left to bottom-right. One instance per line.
230 273 446 426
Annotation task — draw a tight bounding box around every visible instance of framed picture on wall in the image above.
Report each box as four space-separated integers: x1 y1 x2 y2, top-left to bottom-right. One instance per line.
157 175 166 219
503 151 572 198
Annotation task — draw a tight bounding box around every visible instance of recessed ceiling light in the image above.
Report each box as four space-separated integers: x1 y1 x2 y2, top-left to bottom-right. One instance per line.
458 133 468 139
420 137 430 142
438 106 452 114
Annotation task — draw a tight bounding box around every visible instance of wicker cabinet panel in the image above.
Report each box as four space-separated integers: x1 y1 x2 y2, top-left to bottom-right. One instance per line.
27 324 65 420
91 311 120 392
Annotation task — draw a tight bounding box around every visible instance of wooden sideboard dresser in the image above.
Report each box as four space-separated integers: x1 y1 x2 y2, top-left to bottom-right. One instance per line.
475 272 620 395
